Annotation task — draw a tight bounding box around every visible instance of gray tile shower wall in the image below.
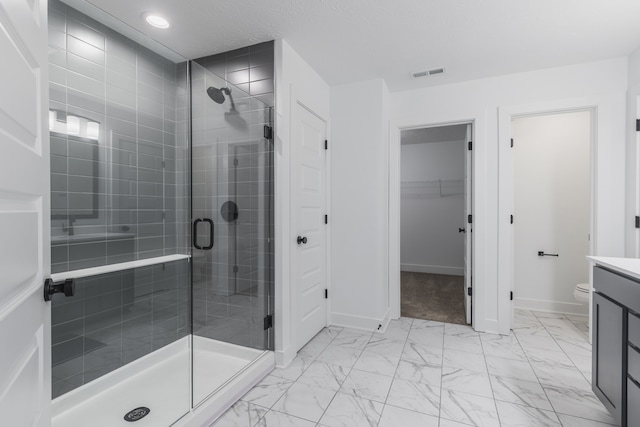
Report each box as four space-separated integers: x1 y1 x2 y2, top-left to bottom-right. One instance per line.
48 0 191 400
48 0 189 273
51 258 190 399
193 41 274 108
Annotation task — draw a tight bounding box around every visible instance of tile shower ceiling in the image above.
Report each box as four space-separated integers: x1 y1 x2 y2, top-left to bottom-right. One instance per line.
70 0 640 91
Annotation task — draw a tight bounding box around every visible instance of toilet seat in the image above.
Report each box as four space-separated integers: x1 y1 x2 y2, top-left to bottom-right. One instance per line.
576 283 590 293
574 283 590 304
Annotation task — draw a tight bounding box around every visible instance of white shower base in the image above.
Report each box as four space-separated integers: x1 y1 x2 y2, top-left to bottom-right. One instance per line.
52 336 274 427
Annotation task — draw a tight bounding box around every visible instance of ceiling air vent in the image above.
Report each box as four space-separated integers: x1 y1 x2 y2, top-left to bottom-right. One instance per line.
411 67 446 79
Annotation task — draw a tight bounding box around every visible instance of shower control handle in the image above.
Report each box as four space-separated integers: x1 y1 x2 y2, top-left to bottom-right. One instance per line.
297 236 307 245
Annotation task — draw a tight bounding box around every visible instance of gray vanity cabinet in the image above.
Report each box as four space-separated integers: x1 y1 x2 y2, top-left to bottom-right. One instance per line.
592 291 623 423
593 265 640 426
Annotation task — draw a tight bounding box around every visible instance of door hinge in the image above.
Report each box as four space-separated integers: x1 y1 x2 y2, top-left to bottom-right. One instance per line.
636 119 640 132
510 291 513 301
162 160 166 168
233 158 239 167
233 265 238 273
510 138 514 148
264 125 273 140
636 216 640 229
510 214 513 224
467 214 472 224
325 214 328 224
468 141 472 151
325 289 328 299
467 287 472 296
263 314 273 330
325 139 328 150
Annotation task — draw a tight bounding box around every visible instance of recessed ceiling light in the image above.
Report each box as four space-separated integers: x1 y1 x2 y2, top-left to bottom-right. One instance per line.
144 13 170 29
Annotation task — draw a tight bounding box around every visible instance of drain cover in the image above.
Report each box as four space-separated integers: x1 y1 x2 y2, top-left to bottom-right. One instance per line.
124 407 150 422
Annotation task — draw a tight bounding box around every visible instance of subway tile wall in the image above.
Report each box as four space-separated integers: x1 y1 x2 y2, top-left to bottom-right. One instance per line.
48 0 191 399
51 259 190 398
48 0 189 273
193 41 274 108
191 43 274 351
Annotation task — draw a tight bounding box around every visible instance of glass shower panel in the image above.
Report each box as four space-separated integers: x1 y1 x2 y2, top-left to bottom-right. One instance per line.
190 61 274 405
48 1 191 425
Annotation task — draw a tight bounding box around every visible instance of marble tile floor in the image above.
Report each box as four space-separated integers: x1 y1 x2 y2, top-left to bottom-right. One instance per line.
211 310 617 427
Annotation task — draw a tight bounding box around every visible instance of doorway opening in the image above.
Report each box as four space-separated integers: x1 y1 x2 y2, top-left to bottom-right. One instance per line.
399 123 473 325
511 110 592 317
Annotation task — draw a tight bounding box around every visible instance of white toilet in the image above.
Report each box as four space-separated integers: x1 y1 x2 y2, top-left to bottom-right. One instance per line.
574 283 591 304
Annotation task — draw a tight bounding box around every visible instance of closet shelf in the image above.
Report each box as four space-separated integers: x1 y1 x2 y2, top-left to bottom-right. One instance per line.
401 179 464 198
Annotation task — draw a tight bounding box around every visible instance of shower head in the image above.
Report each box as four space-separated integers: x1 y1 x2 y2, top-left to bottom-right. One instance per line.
207 86 231 104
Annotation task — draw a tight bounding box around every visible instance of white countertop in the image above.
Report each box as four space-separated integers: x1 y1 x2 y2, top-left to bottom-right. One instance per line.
587 256 640 281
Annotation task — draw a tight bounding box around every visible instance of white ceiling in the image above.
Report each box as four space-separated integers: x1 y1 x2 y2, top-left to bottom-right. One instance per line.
75 0 640 91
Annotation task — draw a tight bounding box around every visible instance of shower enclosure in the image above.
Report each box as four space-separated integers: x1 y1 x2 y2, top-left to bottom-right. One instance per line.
190 62 274 406
48 1 274 425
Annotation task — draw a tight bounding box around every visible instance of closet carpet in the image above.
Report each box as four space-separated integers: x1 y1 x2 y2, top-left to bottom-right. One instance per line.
401 271 466 325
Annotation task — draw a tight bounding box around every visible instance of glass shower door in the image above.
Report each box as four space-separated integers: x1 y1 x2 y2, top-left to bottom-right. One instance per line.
190 61 274 405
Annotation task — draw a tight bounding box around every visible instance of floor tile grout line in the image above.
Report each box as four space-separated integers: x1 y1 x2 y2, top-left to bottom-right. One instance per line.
262 328 341 426
376 318 412 426
478 327 503 426
536 312 594 389
513 315 566 424
311 325 374 426
437 321 445 425
515 311 602 425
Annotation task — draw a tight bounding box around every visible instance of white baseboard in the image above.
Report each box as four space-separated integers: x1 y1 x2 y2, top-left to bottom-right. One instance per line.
275 345 297 369
515 297 589 315
373 308 392 334
401 264 464 276
479 319 500 335
331 311 388 332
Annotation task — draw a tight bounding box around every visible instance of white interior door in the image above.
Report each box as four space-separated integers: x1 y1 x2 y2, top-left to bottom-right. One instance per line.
512 111 590 312
635 96 640 257
463 124 472 325
0 0 51 425
293 102 327 350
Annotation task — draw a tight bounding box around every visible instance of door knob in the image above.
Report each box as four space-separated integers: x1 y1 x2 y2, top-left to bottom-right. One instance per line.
459 228 466 233
297 236 307 245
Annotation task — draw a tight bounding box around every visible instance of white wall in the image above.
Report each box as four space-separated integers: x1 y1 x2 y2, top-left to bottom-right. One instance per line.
391 58 627 333
274 39 330 367
626 47 640 257
628 47 640 88
400 140 465 275
330 78 391 330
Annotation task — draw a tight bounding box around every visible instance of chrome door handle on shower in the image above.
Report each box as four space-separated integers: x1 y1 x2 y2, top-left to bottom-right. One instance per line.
193 218 214 250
